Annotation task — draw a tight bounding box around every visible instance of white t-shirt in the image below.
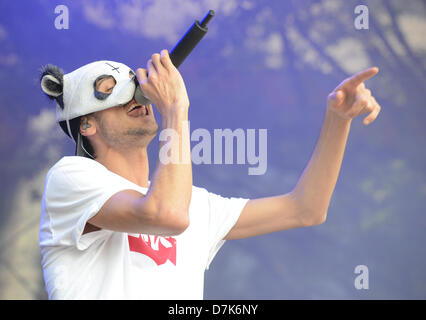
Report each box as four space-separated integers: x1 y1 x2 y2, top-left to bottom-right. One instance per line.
39 156 249 300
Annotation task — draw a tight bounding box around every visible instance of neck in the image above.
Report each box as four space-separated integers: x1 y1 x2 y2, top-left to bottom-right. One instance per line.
95 147 150 188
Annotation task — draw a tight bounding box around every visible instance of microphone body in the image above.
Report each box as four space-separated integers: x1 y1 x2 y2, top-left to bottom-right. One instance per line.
134 10 215 106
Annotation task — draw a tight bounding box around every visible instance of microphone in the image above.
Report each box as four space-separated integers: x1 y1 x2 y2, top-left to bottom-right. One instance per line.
134 10 215 106
170 9 215 68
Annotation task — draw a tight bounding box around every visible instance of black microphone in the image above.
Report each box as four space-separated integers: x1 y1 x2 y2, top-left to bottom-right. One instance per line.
134 10 215 105
170 9 215 68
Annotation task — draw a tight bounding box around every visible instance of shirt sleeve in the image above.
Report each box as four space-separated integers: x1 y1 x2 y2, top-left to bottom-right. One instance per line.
204 190 249 270
42 158 145 250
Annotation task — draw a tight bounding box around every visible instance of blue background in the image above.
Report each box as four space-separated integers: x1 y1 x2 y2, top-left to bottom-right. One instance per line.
0 0 425 299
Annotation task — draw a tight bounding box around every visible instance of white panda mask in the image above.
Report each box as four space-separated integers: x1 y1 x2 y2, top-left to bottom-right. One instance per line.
40 60 150 140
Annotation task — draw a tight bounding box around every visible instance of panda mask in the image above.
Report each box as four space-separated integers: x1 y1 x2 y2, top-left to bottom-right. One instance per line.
40 61 151 157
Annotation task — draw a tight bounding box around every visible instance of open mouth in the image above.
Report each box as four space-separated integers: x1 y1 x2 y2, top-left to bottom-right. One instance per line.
126 103 149 117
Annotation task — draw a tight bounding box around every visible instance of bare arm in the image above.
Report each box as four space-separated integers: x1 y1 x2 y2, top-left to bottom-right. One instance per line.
88 50 192 236
138 50 192 233
226 67 381 240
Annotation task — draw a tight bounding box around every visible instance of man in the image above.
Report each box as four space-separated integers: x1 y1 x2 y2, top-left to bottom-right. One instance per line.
39 50 381 299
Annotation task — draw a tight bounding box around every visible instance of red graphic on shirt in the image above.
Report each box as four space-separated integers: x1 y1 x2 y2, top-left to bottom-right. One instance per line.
128 234 176 266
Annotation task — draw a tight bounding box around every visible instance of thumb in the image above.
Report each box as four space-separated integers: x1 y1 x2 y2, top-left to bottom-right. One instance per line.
328 90 345 108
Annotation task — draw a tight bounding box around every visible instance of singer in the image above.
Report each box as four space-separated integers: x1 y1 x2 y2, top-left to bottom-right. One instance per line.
39 49 381 299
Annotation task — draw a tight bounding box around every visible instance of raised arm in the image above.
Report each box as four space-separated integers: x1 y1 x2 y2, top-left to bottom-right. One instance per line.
137 50 192 233
88 50 192 236
226 67 381 240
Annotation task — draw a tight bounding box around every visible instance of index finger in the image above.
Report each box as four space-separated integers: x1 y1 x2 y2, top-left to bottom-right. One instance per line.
160 49 175 70
136 68 148 83
346 67 379 88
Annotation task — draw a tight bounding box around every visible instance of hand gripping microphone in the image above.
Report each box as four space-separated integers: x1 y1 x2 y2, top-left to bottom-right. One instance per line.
134 9 215 106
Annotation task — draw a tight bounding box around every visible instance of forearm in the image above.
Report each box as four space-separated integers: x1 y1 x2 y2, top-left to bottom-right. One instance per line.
291 107 352 224
226 68 381 237
146 105 192 224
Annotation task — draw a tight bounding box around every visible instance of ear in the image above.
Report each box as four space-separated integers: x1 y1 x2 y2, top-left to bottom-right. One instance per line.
79 116 96 136
40 64 64 109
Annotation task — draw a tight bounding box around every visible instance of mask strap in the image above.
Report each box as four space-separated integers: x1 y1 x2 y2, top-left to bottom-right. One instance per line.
77 132 95 159
65 118 74 143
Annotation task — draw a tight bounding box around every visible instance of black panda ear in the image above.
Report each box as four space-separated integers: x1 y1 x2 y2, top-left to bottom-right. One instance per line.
40 64 64 109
